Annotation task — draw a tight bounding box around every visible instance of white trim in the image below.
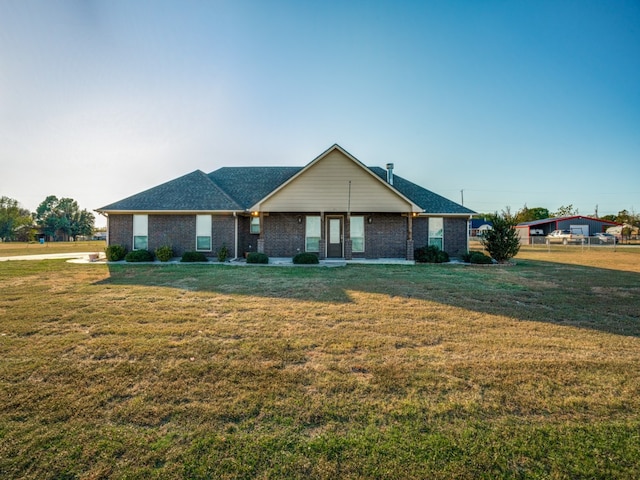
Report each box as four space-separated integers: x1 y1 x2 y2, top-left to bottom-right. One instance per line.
97 209 242 215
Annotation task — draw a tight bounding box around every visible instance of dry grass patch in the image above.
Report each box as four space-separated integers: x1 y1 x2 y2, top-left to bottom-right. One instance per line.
1 252 639 478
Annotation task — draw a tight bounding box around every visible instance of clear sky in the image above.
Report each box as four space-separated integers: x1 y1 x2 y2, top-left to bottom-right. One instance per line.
1 0 639 228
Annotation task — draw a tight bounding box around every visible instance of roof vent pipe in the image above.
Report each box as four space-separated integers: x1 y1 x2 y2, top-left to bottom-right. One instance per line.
386 163 394 185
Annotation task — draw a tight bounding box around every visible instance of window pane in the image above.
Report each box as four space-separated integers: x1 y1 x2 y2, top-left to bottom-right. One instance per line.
428 238 443 250
329 219 340 243
306 216 320 236
351 216 364 253
197 236 211 251
196 215 211 236
134 235 148 250
351 216 364 237
429 217 443 238
306 237 320 252
305 216 321 252
250 216 260 234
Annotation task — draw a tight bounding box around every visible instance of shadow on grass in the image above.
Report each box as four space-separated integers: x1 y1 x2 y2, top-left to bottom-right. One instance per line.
95 260 640 338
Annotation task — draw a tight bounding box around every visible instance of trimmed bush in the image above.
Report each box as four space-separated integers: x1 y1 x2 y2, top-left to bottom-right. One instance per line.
414 245 449 263
125 249 154 262
217 244 229 262
293 252 319 264
181 251 208 262
155 245 173 262
480 213 520 263
105 244 127 261
246 252 269 264
462 251 493 264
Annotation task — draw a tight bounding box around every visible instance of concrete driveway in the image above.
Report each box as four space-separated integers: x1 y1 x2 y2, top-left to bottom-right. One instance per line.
0 252 105 262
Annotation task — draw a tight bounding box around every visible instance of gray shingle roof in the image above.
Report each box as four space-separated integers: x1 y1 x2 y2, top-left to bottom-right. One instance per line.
207 167 301 209
99 162 474 215
369 167 475 215
97 170 242 211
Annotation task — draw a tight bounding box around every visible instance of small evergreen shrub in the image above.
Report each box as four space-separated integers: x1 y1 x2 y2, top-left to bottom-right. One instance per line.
480 213 521 263
293 252 319 264
246 252 269 264
217 244 229 262
462 251 493 264
414 245 449 263
125 249 154 262
181 251 208 262
105 244 127 261
155 245 173 262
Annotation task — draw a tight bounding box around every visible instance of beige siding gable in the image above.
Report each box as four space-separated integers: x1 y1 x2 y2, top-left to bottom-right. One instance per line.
256 148 418 213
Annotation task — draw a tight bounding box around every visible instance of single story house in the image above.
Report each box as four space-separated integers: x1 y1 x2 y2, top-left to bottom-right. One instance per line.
470 218 493 237
97 144 475 260
515 215 621 242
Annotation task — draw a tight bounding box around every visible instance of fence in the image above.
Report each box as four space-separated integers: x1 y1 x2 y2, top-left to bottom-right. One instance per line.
469 235 640 251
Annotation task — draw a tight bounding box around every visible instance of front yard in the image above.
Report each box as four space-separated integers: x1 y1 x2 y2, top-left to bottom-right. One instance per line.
0 249 639 478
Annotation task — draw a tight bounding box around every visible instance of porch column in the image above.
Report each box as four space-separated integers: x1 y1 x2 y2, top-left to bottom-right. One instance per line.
406 213 415 261
318 212 326 259
257 212 265 253
345 215 352 260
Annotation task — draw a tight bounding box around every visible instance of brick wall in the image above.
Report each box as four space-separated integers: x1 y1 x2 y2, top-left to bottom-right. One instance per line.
238 216 259 257
108 214 133 250
444 217 469 257
358 213 407 259
149 215 195 256
263 213 306 257
211 216 236 257
413 217 428 248
108 214 238 258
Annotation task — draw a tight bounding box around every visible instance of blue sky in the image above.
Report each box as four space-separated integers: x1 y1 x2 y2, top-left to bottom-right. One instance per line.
1 0 638 227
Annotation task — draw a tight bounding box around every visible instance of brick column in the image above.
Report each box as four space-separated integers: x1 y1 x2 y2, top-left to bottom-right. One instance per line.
345 239 353 260
257 238 265 253
406 239 414 261
318 239 326 260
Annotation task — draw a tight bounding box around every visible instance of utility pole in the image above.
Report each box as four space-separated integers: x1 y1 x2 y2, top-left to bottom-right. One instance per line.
460 189 464 206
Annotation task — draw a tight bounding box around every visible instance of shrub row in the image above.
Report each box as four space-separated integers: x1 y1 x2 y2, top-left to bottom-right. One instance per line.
414 245 449 263
293 252 319 264
105 245 214 263
461 251 493 264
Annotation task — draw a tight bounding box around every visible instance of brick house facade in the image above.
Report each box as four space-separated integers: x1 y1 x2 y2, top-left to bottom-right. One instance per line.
98 145 474 260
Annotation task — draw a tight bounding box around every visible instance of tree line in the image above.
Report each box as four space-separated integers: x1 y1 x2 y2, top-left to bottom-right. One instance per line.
0 196 95 242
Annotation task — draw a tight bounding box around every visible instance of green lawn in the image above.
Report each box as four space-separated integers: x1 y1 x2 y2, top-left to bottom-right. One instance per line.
1 252 639 479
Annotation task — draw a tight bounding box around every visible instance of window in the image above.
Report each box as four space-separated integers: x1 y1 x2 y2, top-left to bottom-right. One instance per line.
196 215 212 251
428 217 444 250
305 216 321 252
250 216 260 234
133 214 148 250
351 216 365 253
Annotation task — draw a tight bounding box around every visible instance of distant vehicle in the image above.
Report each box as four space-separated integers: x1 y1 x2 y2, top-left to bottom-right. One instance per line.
546 229 586 245
595 232 616 244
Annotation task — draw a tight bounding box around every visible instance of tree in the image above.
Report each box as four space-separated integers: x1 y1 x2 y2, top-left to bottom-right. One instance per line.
0 197 33 241
553 204 578 217
514 205 551 223
35 196 95 241
480 212 521 263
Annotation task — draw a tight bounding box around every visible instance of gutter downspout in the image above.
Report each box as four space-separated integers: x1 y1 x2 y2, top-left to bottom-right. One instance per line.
233 212 238 260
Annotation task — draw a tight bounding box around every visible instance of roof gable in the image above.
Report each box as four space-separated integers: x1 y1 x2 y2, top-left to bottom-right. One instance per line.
97 170 241 212
252 144 422 213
